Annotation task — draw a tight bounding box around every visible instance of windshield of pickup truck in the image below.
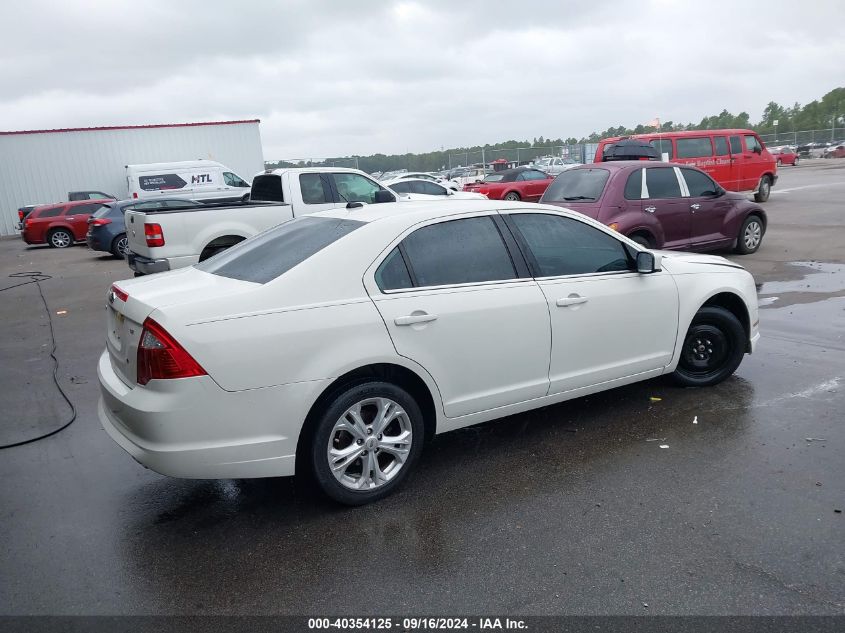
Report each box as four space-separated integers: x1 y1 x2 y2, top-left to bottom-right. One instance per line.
196 216 364 283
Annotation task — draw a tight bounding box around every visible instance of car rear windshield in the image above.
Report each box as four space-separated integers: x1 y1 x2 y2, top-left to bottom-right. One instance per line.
250 174 284 202
542 168 610 202
483 174 505 182
196 216 364 284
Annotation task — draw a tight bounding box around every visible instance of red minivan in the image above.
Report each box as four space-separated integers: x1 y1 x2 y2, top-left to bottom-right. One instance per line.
22 199 112 248
595 129 777 202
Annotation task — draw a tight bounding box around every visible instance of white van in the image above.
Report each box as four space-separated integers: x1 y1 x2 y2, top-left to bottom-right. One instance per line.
125 160 251 203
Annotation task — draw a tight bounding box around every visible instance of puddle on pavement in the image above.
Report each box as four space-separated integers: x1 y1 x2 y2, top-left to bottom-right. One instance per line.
757 261 845 308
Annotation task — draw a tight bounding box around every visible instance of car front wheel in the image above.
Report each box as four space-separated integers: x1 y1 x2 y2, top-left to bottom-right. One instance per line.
672 306 745 387
309 381 424 505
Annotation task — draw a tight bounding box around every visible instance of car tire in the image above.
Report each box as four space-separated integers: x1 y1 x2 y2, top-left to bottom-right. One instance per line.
672 306 745 387
503 192 521 201
735 214 764 254
793 157 799 166
47 229 73 249
753 176 771 202
309 381 425 506
111 234 130 258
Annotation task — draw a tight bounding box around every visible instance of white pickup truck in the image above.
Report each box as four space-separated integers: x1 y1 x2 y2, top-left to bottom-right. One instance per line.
125 167 398 275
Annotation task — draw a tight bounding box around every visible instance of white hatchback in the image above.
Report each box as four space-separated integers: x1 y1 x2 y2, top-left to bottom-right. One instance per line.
98 200 760 505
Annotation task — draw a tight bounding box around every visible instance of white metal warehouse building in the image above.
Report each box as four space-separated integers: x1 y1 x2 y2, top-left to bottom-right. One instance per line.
0 119 265 236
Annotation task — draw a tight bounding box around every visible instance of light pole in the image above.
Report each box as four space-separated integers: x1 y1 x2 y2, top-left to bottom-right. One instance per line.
773 119 778 144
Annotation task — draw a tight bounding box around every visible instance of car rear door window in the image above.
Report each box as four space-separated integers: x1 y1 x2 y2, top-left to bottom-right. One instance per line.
37 207 64 218
389 181 412 194
649 138 674 160
680 168 719 197
197 216 364 284
300 173 333 204
400 217 517 287
508 213 632 276
644 167 682 199
676 137 714 159
72 203 105 215
375 248 413 291
624 169 642 199
714 136 729 156
729 135 743 154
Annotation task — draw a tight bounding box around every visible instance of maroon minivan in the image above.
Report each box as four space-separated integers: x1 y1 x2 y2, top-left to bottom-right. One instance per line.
540 162 767 254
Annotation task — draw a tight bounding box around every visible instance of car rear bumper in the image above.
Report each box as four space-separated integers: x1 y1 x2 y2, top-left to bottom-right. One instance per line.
97 350 327 479
127 252 170 275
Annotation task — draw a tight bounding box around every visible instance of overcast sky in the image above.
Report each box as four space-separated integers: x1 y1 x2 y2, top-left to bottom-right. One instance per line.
2 0 843 160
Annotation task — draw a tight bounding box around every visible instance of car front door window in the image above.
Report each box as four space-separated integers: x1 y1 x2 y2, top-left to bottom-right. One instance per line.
505 211 679 394
332 173 384 204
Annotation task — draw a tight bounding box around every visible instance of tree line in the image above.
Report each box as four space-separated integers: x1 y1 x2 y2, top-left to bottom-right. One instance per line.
266 87 844 174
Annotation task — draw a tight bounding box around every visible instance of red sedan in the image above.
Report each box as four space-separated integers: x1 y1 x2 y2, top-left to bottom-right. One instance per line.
22 199 112 248
770 146 799 166
463 167 553 201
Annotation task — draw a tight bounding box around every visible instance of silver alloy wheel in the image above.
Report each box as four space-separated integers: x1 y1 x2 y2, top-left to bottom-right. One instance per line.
117 236 130 256
51 231 71 248
327 397 412 491
743 220 762 249
758 177 770 198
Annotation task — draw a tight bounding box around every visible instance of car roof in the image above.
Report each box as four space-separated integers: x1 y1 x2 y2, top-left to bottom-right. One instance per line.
263 167 363 175
317 199 568 226
36 199 113 211
601 129 757 143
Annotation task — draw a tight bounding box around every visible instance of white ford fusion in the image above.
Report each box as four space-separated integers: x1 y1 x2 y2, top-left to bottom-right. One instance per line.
98 200 759 504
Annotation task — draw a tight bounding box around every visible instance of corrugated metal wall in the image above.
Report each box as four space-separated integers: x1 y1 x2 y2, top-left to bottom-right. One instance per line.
0 121 265 235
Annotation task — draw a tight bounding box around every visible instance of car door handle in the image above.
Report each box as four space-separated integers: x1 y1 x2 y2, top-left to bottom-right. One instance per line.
394 313 438 326
556 296 588 307
644 206 656 213
690 203 701 210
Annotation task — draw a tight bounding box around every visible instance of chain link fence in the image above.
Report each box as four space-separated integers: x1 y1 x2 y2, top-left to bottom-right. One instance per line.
448 144 599 171
758 129 843 146
265 157 359 169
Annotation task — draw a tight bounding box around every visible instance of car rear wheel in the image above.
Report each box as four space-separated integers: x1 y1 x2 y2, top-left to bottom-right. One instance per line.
672 306 745 387
735 215 764 254
503 192 521 201
111 234 130 258
753 175 771 202
793 157 799 166
309 381 424 505
48 229 73 248
776 158 782 166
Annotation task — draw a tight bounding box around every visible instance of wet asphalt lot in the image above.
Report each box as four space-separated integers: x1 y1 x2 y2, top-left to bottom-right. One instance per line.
1 161 844 616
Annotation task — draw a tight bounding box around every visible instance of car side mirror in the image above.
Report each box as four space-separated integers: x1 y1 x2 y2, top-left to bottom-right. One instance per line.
636 251 662 274
753 146 762 154
374 189 396 204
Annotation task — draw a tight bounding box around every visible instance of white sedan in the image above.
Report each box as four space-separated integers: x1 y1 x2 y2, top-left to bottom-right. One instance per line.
384 177 487 200
98 200 760 505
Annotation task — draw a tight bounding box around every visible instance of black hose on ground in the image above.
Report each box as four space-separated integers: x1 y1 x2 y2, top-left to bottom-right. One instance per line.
0 272 78 449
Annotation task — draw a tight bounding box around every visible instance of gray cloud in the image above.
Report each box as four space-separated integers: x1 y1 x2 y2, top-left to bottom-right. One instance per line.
2 0 843 159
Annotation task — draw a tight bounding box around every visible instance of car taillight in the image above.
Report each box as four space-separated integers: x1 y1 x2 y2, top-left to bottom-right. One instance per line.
110 284 129 303
132 192 138 199
18 210 24 221
144 223 164 247
24 218 33 229
90 218 112 226
136 318 206 385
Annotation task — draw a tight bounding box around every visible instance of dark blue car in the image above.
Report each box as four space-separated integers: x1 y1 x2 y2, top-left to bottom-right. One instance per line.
86 199 202 257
